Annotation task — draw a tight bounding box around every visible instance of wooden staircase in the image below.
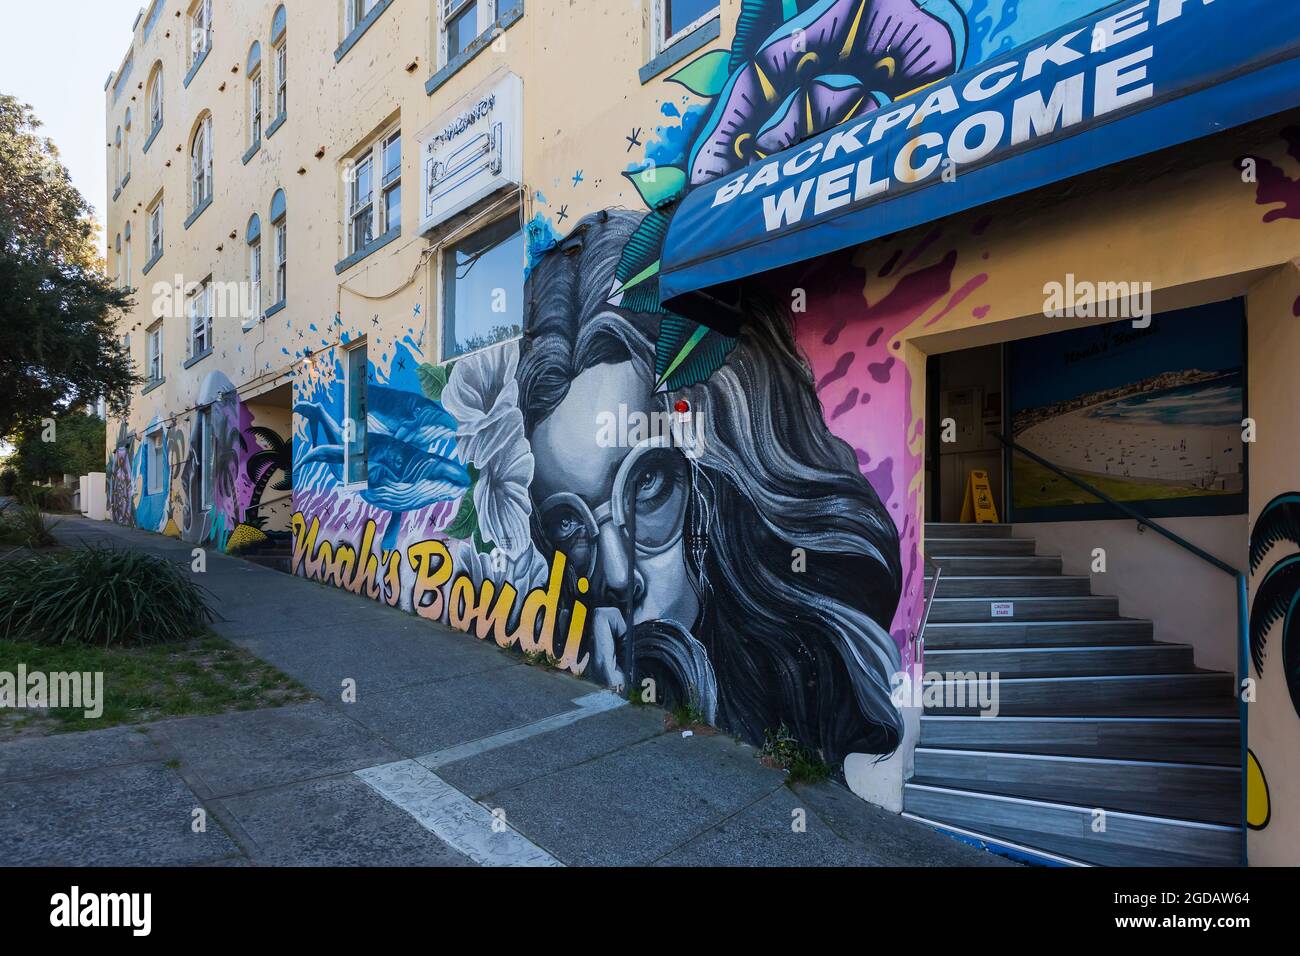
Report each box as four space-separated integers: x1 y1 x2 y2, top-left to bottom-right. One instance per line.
901 523 1243 867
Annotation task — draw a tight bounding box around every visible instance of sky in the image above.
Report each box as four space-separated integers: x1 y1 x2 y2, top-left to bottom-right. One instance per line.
0 0 152 259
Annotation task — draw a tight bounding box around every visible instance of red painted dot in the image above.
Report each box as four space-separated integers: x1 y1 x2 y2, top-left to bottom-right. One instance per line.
675 400 691 414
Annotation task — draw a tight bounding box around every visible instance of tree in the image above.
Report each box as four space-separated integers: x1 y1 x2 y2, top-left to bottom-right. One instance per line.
0 95 136 438
6 410 106 484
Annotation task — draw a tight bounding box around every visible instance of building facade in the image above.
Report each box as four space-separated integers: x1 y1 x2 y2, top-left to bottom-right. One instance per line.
104 0 1299 866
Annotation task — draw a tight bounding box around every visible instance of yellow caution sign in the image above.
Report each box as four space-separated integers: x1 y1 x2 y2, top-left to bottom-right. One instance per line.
960 470 1000 524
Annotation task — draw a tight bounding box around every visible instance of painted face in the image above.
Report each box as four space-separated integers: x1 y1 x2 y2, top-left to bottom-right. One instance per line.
530 360 700 630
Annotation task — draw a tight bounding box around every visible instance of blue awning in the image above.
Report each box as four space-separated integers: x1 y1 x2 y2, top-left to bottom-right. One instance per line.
660 0 1300 324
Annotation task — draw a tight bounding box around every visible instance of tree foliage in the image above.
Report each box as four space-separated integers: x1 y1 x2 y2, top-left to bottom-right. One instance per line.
6 411 106 484
0 94 136 438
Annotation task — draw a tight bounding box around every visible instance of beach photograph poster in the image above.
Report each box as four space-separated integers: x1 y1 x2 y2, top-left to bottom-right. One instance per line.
1008 300 1247 522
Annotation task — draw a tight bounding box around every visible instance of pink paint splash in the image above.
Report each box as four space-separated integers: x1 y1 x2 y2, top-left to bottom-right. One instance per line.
1240 126 1300 222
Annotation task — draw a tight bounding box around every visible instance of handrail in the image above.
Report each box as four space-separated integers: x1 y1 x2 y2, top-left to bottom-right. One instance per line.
991 433 1240 577
992 431 1249 867
912 564 942 670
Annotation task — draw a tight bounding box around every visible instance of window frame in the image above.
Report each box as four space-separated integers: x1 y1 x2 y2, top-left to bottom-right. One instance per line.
148 66 163 132
191 115 213 212
274 217 287 306
345 123 400 258
437 208 525 364
439 0 496 68
189 0 213 70
146 431 164 496
187 278 213 359
146 321 164 384
651 0 720 58
342 339 369 489
249 68 263 149
249 237 262 321
273 40 287 120
346 0 382 34
147 196 164 260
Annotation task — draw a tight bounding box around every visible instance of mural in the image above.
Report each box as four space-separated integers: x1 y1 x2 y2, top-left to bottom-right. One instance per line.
106 371 293 555
1007 302 1247 521
108 0 1139 778
1249 491 1300 722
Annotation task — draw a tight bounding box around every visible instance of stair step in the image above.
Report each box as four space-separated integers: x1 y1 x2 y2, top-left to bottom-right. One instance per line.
927 575 1092 597
925 523 1013 538
919 716 1241 765
929 596 1118 622
926 538 1038 557
903 785 1241 866
922 673 1236 716
925 644 1195 677
928 555 1063 576
913 749 1240 825
924 619 1153 648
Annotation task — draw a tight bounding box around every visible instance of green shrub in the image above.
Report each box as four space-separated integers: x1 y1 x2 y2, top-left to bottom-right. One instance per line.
760 723 832 785
23 485 75 513
0 499 58 548
0 469 16 496
0 546 214 647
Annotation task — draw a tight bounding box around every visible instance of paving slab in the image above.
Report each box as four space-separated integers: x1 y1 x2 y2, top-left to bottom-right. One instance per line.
485 731 784 866
0 724 163 783
228 621 517 700
440 703 667 799
345 665 590 756
0 761 241 866
216 773 475 867
149 701 401 798
791 780 1017 866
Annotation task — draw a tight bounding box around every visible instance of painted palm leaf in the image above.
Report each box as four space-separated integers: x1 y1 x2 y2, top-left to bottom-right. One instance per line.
1250 491 1300 573
655 315 736 392
1250 552 1300 677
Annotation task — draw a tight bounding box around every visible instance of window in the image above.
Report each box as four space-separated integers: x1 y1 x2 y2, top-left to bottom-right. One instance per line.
441 0 493 64
250 239 262 320
188 279 212 358
147 432 164 495
274 219 287 305
346 126 400 256
189 0 212 69
653 0 719 56
114 234 122 288
249 68 263 148
441 214 524 360
347 0 381 34
196 406 213 508
273 41 287 119
146 321 164 383
124 232 132 288
121 125 131 185
344 342 368 485
113 129 122 191
191 115 213 211
148 197 164 260
148 66 163 131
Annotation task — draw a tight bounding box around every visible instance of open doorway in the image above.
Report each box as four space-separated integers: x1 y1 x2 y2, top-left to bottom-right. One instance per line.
925 344 1004 524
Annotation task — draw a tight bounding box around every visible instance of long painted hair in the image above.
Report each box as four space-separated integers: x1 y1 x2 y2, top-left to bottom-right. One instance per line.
520 209 903 768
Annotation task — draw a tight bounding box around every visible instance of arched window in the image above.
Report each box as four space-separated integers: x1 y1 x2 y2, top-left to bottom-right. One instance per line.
270 189 287 307
190 113 213 212
247 42 263 149
113 127 122 192
271 6 287 123
247 214 262 323
122 109 132 184
147 63 163 133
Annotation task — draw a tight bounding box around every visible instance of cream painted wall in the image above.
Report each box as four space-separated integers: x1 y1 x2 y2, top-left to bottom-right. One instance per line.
103 0 744 453
1243 262 1300 867
1011 517 1246 674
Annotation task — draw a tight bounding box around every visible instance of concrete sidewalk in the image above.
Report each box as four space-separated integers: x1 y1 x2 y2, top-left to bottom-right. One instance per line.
0 517 1010 867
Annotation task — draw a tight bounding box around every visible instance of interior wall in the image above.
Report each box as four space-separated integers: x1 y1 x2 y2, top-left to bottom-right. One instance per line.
936 345 1004 522
1011 516 1246 673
